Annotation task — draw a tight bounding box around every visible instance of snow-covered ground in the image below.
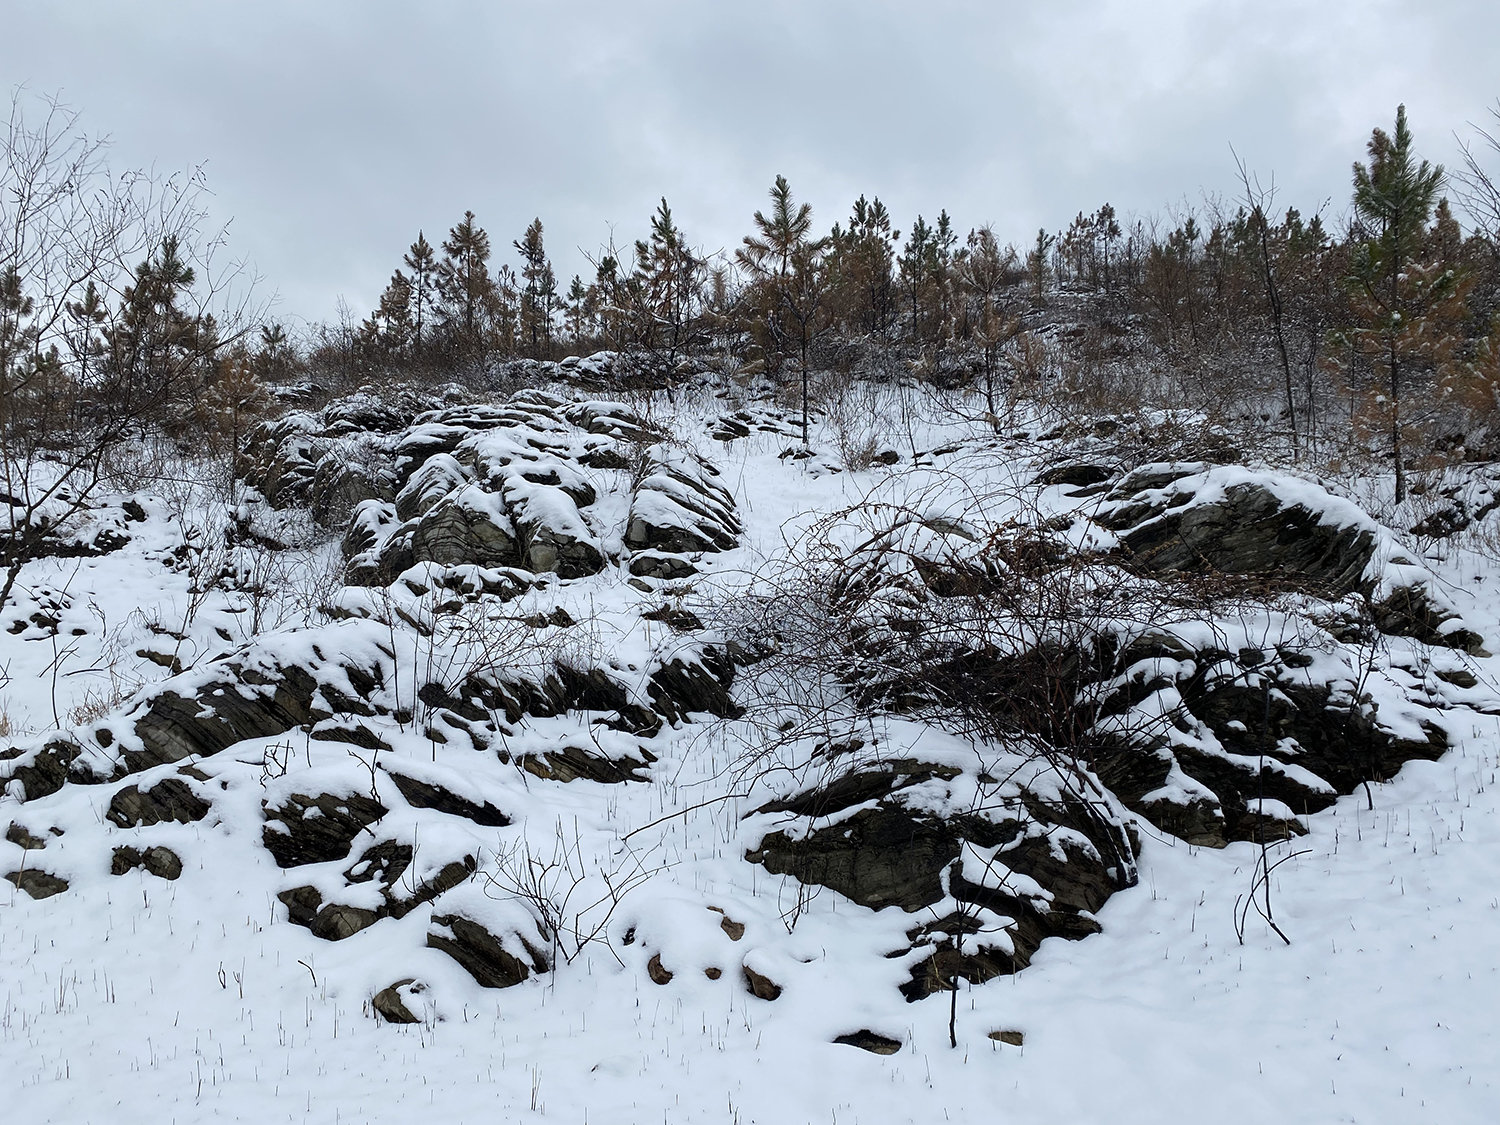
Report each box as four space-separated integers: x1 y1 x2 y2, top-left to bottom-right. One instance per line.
2 388 1498 1123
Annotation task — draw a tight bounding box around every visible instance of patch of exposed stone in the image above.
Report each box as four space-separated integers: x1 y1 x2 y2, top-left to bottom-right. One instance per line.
746 755 1137 1000
625 444 742 578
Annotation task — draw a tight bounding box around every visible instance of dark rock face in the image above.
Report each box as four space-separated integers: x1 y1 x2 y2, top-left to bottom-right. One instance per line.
1101 478 1376 596
261 792 388 868
409 642 737 748
387 772 510 826
834 1030 902 1055
334 392 653 585
1033 463 1114 488
106 779 211 827
310 460 388 527
742 965 782 1001
6 740 81 801
516 743 654 784
395 454 471 522
278 886 380 941
5 822 48 850
5 868 69 899
278 843 474 941
372 980 425 1024
746 760 1134 998
403 487 522 572
240 395 423 523
126 663 320 772
626 445 742 558
427 914 549 988
110 845 184 880
1089 631 1450 848
628 552 699 580
1369 583 1489 654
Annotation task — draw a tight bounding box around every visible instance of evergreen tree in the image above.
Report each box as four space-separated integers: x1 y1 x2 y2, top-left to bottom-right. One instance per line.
958 226 1020 425
1346 104 1448 502
62 280 108 412
563 274 591 352
827 195 898 343
634 198 702 366
514 218 557 358
737 175 829 444
369 269 415 356
438 211 501 370
1025 229 1054 305
106 235 200 414
402 232 438 357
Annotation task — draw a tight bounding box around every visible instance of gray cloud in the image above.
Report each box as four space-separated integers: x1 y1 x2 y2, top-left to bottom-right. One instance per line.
4 0 1496 325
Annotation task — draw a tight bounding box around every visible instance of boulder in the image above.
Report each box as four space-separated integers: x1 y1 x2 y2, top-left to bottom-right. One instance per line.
746 758 1134 996
279 845 474 941
261 792 387 868
5 822 48 850
1033 463 1114 488
833 1030 902 1055
110 844 183 880
1098 471 1376 596
5 869 69 899
106 779 211 827
427 914 549 989
387 771 510 827
742 965 782 1001
626 445 741 556
372 979 426 1025
278 886 379 941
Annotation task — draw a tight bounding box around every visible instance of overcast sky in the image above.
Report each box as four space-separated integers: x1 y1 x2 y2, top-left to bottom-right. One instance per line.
4 0 1497 328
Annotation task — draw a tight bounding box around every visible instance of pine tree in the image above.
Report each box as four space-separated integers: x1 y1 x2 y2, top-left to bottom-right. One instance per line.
61 280 108 419
827 195 897 343
634 198 702 366
737 175 829 444
370 270 415 356
514 218 557 359
958 226 1020 426
899 215 933 342
1346 104 1447 502
402 232 437 358
1025 229 1055 305
107 235 200 413
563 274 590 352
438 211 501 370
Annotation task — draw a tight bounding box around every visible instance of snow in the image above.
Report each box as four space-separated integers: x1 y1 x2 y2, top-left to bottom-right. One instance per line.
1 386 1498 1122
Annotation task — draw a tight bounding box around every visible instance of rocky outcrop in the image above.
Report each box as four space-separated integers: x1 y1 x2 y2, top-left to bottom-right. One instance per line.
1096 467 1377 596
338 392 658 585
5 868 69 899
278 850 473 942
1095 465 1486 654
239 392 435 522
1088 629 1452 847
427 914 550 989
111 844 184 880
626 445 742 564
372 979 426 1024
262 792 388 868
106 778 211 827
746 755 1136 998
